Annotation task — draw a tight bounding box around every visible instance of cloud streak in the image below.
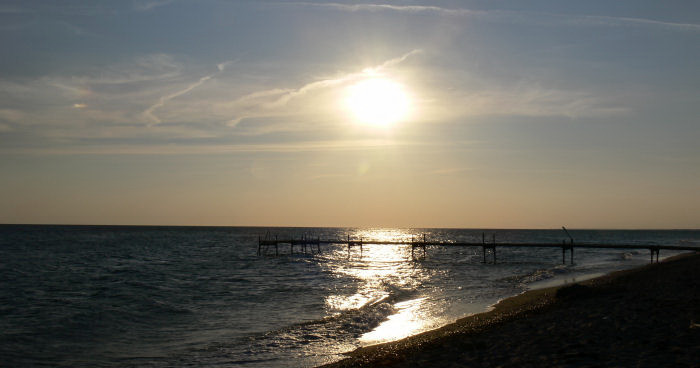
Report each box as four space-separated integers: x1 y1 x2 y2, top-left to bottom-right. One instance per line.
223 49 422 127
288 2 478 16
0 138 424 156
143 75 212 125
289 2 700 32
143 60 234 125
133 0 177 12
575 14 700 32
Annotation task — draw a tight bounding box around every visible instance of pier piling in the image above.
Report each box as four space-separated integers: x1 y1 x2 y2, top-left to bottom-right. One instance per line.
571 243 574 265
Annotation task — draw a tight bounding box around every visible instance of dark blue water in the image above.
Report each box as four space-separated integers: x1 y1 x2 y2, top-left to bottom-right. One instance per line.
1 225 698 367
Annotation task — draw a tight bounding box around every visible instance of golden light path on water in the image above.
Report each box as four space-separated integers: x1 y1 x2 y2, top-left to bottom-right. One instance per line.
323 228 437 344
359 296 432 343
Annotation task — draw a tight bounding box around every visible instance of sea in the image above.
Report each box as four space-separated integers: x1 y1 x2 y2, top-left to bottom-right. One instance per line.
1 225 698 367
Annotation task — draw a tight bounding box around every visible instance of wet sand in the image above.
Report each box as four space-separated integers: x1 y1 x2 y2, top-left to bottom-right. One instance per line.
323 252 700 367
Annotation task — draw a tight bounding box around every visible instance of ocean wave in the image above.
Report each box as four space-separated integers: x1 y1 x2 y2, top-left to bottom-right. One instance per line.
240 282 417 353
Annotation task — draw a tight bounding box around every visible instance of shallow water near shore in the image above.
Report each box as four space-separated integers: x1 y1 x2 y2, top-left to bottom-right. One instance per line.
1 226 698 367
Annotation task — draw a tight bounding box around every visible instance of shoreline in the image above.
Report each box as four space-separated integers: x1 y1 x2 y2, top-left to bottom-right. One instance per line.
322 252 700 367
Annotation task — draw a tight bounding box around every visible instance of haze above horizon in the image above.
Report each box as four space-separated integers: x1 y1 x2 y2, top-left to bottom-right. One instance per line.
1 1 698 229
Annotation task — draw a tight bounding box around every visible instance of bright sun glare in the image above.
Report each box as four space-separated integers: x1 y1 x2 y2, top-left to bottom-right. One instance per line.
345 78 410 127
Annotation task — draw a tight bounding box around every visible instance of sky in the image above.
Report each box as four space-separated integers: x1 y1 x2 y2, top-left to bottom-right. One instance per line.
0 0 699 228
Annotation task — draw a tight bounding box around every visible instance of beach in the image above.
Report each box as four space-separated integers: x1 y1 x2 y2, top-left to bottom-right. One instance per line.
324 252 700 367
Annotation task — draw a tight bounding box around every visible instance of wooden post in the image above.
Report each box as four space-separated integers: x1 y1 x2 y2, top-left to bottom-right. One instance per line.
649 247 660 263
492 234 496 264
563 240 567 264
570 241 574 265
258 236 261 256
411 235 415 260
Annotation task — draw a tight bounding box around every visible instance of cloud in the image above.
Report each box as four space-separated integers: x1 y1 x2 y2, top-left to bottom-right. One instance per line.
286 2 478 17
272 49 422 105
133 0 176 12
0 108 26 123
0 138 421 156
0 6 29 14
79 54 182 85
427 167 474 176
441 83 632 120
217 61 235 71
0 54 190 133
220 49 421 128
143 75 212 125
288 2 700 33
574 14 700 32
142 59 234 125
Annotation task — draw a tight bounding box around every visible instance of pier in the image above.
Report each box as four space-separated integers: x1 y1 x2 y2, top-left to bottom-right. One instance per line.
258 229 698 264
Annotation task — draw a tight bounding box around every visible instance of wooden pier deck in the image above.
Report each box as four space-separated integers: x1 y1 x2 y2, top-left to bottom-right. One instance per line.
258 232 698 264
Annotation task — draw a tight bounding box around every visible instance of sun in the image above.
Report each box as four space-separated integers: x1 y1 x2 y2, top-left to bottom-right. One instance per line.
345 78 410 127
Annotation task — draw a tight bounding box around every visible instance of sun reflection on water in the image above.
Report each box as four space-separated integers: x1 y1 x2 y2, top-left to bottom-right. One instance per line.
359 297 431 344
324 229 415 309
322 228 435 344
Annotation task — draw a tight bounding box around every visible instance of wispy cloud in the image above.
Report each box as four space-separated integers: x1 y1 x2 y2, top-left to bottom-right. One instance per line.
574 14 700 32
35 54 182 93
224 49 422 127
0 138 420 156
288 2 700 32
287 2 478 16
143 60 235 125
0 54 188 132
133 0 176 12
143 75 212 125
274 49 421 104
428 167 474 176
447 83 632 119
0 109 25 126
0 6 29 14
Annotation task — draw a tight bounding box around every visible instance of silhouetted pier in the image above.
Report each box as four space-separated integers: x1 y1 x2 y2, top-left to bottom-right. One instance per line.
257 228 698 264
